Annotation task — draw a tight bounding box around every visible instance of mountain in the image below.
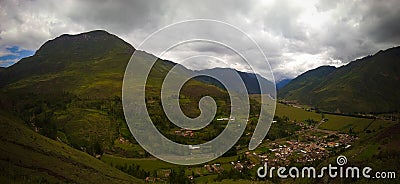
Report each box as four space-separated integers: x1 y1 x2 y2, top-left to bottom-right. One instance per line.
278 66 336 101
0 29 233 160
0 30 270 182
0 30 134 89
196 68 276 95
279 46 400 113
0 30 238 182
276 79 292 89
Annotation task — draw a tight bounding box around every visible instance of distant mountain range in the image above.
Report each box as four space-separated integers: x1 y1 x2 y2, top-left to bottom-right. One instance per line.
276 79 292 89
1 29 398 115
279 46 400 113
196 68 276 95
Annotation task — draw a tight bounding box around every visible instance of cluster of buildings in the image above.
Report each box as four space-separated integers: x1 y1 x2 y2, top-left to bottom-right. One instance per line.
268 141 328 165
204 163 224 173
296 121 315 130
216 116 236 121
230 132 358 171
230 160 257 172
174 128 194 137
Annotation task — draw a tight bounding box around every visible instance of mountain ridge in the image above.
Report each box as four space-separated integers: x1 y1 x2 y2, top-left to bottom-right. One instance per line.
0 30 135 88
276 78 292 89
0 29 235 161
196 67 275 95
0 110 143 183
279 46 400 113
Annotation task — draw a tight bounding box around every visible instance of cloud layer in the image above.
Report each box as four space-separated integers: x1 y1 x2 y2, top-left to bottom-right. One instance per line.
1 0 399 80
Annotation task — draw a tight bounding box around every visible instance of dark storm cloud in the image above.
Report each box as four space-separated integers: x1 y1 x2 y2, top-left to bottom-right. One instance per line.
361 0 400 43
0 0 399 80
310 0 400 63
260 0 307 41
63 0 169 35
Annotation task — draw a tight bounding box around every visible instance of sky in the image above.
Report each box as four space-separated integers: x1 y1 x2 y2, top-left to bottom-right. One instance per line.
0 0 399 81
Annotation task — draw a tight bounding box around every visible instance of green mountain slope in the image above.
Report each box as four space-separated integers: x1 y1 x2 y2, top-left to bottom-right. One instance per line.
0 30 266 182
0 30 235 183
0 30 138 157
0 30 233 157
0 30 134 90
279 46 400 113
278 66 336 102
0 110 143 183
276 78 292 89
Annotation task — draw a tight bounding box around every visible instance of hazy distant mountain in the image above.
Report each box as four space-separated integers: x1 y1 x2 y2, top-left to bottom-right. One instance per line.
279 46 400 113
276 79 292 89
197 68 276 95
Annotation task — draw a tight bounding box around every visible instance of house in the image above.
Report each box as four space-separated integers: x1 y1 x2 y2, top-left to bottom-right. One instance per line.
189 145 200 150
217 116 235 121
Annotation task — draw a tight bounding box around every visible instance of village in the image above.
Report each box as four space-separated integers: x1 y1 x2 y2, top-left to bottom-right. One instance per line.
195 118 359 175
225 119 358 173
156 116 359 180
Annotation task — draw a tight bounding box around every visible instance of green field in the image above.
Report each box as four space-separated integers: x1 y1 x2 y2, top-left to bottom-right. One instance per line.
275 103 321 121
275 102 396 134
319 115 393 133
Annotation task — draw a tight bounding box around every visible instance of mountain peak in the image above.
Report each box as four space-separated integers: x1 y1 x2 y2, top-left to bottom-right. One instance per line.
58 30 114 40
313 65 336 70
36 30 134 57
0 30 135 87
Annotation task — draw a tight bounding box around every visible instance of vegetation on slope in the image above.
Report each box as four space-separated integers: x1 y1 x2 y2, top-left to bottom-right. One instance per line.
0 111 143 183
279 46 400 113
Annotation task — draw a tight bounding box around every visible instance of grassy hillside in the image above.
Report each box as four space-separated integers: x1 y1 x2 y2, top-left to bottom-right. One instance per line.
276 78 292 89
278 66 336 101
0 30 135 157
0 30 237 158
0 111 143 183
0 30 134 89
279 46 400 113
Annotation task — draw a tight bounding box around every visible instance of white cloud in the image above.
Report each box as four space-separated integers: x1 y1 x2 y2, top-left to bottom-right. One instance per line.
0 0 399 81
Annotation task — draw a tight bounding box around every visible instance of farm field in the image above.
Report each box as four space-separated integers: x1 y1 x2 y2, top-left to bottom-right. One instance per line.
274 102 396 134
